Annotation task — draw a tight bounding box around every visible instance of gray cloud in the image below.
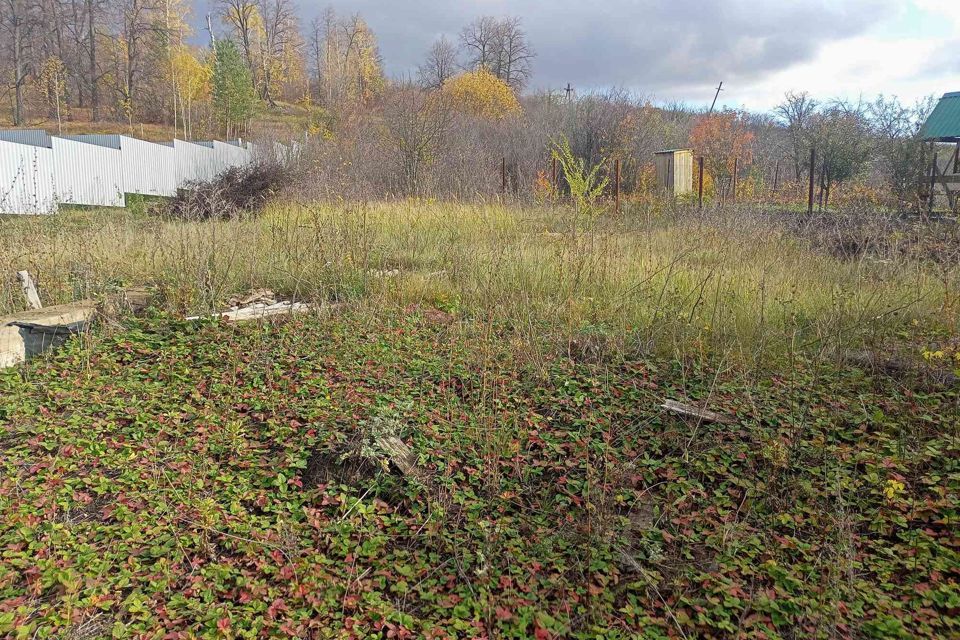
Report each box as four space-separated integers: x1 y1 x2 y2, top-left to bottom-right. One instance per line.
199 0 895 102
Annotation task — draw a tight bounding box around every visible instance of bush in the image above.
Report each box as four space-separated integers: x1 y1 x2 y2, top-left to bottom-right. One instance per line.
163 162 289 220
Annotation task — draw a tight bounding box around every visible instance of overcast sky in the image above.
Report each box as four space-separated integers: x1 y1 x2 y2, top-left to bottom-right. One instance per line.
198 0 960 111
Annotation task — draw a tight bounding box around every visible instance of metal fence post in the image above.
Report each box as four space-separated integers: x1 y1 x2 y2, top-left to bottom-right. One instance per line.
698 156 705 210
614 158 621 214
732 157 739 204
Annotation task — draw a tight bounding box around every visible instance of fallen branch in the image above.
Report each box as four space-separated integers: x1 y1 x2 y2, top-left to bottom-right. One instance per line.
661 399 735 424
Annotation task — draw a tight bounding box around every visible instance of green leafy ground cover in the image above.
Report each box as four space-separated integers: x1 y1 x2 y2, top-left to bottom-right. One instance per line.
0 311 957 638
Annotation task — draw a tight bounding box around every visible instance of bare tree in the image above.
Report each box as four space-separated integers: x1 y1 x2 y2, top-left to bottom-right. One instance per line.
491 17 534 91
309 7 338 105
417 36 457 90
460 16 499 72
1 0 39 124
59 0 92 109
775 91 818 182
218 0 257 84
460 16 535 91
85 0 103 119
383 84 453 195
307 14 324 99
255 0 300 105
110 0 164 124
868 95 933 210
808 100 871 210
309 8 384 109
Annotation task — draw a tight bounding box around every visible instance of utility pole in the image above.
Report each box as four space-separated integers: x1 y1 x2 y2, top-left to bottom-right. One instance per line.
708 82 723 114
564 83 574 102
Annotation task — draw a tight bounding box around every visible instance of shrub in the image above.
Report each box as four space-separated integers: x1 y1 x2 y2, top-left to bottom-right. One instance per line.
443 69 522 120
163 162 289 221
551 135 608 215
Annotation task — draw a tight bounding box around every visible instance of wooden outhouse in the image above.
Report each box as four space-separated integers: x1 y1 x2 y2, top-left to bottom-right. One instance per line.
920 92 960 212
654 149 694 195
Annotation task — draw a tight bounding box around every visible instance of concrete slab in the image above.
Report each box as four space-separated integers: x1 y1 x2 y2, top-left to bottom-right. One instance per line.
0 301 96 369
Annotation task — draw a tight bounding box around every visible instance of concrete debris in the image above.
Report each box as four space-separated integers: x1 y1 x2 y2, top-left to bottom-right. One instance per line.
187 301 315 322
0 301 96 369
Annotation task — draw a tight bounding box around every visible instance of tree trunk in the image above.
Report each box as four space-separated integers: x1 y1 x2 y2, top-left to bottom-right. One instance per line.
87 0 98 121
817 166 826 212
71 0 85 108
13 14 23 125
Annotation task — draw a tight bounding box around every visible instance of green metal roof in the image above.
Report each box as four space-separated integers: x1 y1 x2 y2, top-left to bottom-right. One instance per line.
922 92 960 141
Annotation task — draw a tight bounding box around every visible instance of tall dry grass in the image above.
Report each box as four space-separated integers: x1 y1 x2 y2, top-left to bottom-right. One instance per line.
1 202 956 364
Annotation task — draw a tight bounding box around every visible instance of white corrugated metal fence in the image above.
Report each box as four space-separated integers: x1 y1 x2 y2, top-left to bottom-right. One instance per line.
0 130 258 214
0 140 56 215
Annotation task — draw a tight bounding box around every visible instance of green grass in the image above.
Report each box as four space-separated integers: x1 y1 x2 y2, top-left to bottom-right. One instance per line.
0 310 957 638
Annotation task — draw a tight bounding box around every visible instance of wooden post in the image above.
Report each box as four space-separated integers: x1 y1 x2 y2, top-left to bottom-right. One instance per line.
614 158 621 214
16 271 42 310
929 151 939 215
501 157 507 195
954 141 959 175
698 156 704 210
773 159 780 193
807 147 816 215
551 156 557 190
731 157 739 204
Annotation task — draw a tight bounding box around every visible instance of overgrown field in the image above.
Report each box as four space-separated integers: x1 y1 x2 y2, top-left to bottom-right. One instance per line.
2 202 958 363
1 203 958 637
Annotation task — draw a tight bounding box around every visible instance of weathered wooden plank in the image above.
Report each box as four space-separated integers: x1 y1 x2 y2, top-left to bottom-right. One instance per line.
661 399 735 424
376 435 418 475
16 271 42 310
186 301 316 322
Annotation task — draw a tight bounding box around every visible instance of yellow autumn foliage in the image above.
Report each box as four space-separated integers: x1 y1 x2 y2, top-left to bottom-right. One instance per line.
443 69 521 120
172 47 212 105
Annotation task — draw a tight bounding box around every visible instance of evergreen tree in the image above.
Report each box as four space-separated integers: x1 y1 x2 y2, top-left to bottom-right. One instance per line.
212 39 257 136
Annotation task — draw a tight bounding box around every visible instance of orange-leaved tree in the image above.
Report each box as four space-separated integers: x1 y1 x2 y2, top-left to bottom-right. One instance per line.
442 68 522 120
689 111 754 196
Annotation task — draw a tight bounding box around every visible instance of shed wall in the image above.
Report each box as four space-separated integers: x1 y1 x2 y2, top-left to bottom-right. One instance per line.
655 150 694 195
654 154 672 192
673 150 693 195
